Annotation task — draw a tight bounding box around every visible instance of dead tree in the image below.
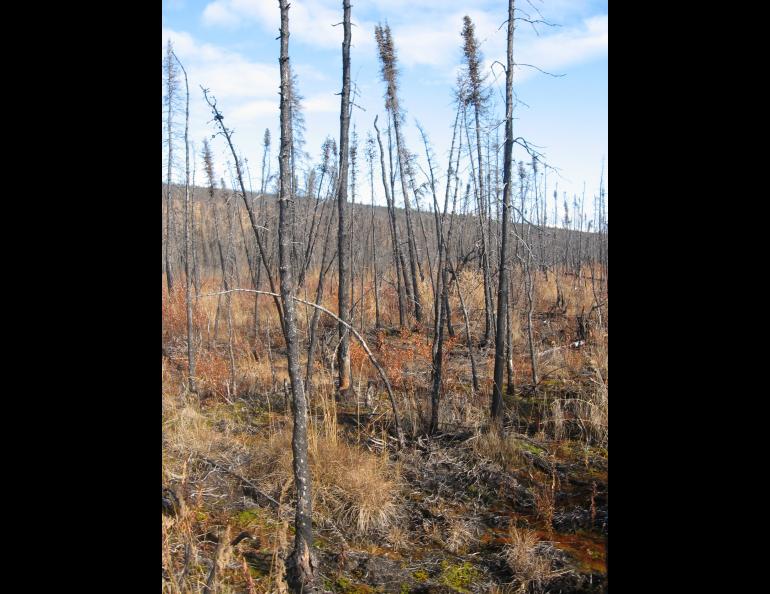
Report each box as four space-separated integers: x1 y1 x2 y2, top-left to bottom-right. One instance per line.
425 112 460 434
201 143 229 342
387 116 414 310
375 24 423 324
374 115 407 327
261 129 271 194
279 2 318 591
298 137 335 290
172 51 196 394
191 153 201 299
462 16 495 345
404 151 432 295
366 133 382 329
288 66 306 277
519 164 538 387
224 184 238 397
349 127 358 327
491 0 515 422
336 0 353 398
253 129 272 340
163 40 178 295
450 262 479 395
305 198 337 397
203 88 285 337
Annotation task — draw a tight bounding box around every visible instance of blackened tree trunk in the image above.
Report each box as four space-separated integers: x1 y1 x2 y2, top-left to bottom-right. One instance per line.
336 0 352 397
279 2 318 591
491 0 515 423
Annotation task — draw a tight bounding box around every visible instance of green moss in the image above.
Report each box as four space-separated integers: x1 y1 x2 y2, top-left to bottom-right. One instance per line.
195 510 209 522
516 439 546 456
412 569 429 582
399 584 411 594
332 576 377 593
438 561 479 593
235 508 261 527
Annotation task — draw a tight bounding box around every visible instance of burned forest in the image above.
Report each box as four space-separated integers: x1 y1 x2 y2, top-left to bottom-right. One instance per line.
162 2 608 593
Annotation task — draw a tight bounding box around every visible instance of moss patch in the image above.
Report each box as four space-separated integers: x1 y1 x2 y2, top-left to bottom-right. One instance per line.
330 576 379 593
438 561 479 593
235 508 261 527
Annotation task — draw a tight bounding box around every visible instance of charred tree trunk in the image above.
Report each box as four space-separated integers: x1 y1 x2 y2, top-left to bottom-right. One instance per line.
336 0 353 398
491 0 515 422
279 2 318 591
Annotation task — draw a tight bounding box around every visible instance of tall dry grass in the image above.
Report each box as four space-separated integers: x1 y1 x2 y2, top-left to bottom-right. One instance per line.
503 526 570 593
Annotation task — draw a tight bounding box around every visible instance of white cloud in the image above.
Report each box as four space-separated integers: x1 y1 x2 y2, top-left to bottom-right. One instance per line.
304 93 339 113
516 14 608 78
162 27 279 101
385 10 606 85
231 99 278 121
162 28 283 187
201 0 377 51
201 2 240 27
391 10 498 69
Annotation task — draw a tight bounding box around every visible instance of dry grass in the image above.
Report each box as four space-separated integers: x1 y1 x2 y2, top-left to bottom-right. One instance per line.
472 429 526 471
533 482 556 533
503 526 570 594
162 263 606 590
246 428 402 538
445 516 481 554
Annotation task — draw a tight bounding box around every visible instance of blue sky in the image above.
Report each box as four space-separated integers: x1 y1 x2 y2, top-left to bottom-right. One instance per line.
162 0 607 222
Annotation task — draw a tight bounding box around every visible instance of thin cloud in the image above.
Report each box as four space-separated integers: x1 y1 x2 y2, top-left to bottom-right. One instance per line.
389 10 607 84
304 94 339 114
201 0 376 51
